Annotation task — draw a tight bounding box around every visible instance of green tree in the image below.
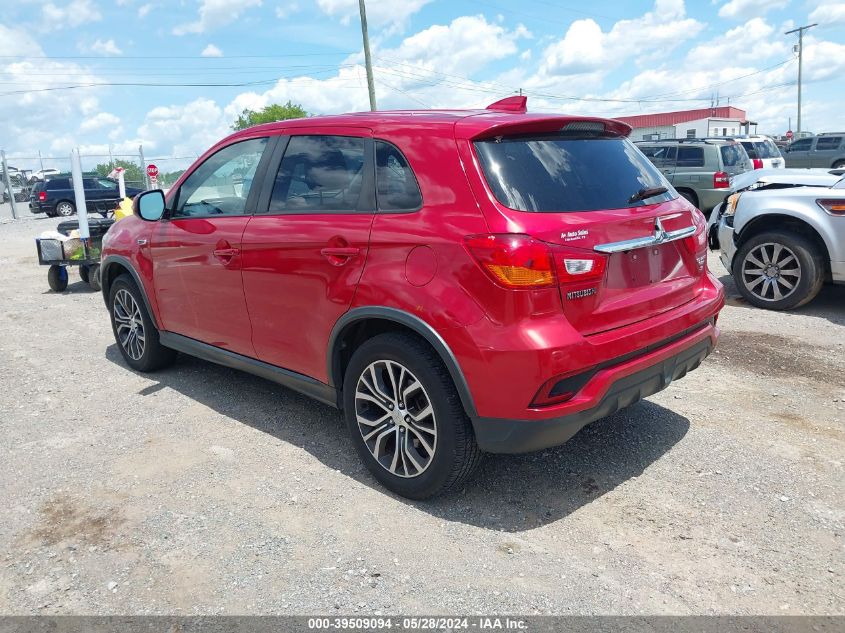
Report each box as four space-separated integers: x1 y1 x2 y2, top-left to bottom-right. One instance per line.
94 158 144 185
232 101 308 130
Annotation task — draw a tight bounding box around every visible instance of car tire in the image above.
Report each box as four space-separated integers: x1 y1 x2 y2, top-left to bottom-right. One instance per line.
833 160 845 169
108 274 177 372
79 265 90 284
56 201 75 217
677 189 699 208
87 264 101 291
733 231 825 310
47 265 68 292
342 332 482 499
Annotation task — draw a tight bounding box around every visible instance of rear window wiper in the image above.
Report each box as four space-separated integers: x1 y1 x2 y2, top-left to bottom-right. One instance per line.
628 186 668 204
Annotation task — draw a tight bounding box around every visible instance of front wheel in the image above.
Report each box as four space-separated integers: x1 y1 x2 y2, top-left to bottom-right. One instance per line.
109 274 177 371
343 333 482 499
733 231 824 310
47 265 68 292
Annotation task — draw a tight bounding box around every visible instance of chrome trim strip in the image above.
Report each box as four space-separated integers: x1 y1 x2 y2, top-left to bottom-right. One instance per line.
594 222 696 254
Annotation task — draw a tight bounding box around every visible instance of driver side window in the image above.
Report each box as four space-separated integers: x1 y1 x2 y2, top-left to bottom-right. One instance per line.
173 137 268 218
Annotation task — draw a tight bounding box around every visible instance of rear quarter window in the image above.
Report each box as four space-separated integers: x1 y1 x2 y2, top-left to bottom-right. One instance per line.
720 144 745 167
816 137 842 150
45 179 69 190
474 135 674 213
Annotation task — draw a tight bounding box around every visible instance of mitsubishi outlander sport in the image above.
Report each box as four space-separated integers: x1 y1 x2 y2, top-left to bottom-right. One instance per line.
100 97 724 499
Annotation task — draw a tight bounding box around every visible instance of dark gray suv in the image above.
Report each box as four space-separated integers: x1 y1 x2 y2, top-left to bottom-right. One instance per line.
784 133 845 169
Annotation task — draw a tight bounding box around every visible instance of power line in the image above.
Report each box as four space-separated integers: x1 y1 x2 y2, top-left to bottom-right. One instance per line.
0 52 356 60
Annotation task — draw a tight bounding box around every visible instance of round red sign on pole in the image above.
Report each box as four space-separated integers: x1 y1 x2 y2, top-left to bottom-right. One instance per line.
785 130 794 139
146 164 159 177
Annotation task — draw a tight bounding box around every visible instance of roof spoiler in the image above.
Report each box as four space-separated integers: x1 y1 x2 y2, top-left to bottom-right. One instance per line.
486 96 527 113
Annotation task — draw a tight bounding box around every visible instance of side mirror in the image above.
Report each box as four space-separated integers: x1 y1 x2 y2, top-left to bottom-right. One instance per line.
134 189 166 221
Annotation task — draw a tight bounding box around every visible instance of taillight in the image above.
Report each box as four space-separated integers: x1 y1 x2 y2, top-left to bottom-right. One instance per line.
817 199 845 216
713 172 730 189
464 234 555 288
38 191 46 201
752 158 763 169
555 250 607 284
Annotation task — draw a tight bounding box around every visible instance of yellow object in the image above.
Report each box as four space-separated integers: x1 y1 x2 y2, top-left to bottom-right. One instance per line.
114 197 134 221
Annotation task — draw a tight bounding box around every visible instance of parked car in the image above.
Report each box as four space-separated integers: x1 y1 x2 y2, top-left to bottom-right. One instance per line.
708 168 845 310
734 135 784 169
100 98 724 499
29 168 61 183
784 133 845 169
635 138 751 214
29 176 143 217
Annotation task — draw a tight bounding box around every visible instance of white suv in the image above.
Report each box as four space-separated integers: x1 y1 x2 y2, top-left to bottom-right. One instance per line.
735 135 784 170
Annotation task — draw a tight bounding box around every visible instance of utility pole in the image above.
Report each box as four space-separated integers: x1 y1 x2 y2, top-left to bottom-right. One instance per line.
139 144 148 189
38 150 44 171
358 0 377 111
785 23 817 135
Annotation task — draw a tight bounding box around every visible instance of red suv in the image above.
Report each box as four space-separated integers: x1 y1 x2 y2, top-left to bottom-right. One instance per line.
101 97 724 499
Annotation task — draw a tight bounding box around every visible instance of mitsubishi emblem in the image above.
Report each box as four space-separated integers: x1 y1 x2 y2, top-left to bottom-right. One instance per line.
654 217 668 243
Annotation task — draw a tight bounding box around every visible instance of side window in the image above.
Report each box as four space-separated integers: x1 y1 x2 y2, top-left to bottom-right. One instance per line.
816 137 842 150
676 146 704 167
375 141 422 212
268 135 365 213
174 137 268 218
82 178 97 189
790 138 812 151
98 178 117 190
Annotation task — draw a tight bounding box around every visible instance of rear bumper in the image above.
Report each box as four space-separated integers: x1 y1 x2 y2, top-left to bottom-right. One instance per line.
473 323 716 453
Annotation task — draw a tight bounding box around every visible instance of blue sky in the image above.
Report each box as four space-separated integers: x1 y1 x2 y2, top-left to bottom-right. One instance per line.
1 0 843 172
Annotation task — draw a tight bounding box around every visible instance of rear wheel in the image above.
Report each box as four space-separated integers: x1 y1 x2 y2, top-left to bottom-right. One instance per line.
47 265 68 292
109 274 176 371
79 265 90 283
343 333 482 499
677 189 699 208
733 231 824 310
833 160 845 169
56 201 75 217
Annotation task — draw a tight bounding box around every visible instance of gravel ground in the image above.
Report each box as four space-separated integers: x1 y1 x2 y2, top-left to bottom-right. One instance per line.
0 212 842 616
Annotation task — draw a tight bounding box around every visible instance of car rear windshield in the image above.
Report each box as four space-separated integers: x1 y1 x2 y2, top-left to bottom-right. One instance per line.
720 144 746 166
473 135 673 213
741 140 780 159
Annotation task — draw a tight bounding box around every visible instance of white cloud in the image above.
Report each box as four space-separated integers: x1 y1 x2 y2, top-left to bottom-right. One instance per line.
685 18 789 67
42 0 102 29
276 2 299 19
316 0 432 33
538 0 704 77
809 1 845 27
137 98 230 156
174 0 262 35
80 112 121 133
718 0 790 20
88 39 123 56
201 44 223 57
138 3 154 18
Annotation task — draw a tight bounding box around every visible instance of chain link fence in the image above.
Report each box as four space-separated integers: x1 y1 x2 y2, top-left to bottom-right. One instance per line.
1 148 198 219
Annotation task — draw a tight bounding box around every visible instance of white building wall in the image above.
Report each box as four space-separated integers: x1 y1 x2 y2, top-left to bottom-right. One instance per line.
628 125 674 141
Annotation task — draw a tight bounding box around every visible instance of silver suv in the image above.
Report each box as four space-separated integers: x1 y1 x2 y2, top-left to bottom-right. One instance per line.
784 133 845 169
709 168 845 310
636 138 751 215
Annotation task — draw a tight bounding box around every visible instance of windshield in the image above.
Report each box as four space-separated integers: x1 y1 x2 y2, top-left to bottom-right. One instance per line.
474 135 674 212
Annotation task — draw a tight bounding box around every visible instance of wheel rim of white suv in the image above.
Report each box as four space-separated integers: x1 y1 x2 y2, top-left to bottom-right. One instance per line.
113 289 146 360
741 242 801 302
354 360 438 478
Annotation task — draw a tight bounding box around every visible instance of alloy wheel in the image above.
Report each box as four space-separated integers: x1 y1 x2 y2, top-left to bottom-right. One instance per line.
740 242 801 302
113 289 146 361
57 202 74 216
354 360 438 478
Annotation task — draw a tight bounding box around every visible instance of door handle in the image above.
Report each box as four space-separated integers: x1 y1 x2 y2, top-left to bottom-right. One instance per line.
320 247 360 257
213 247 239 262
320 246 360 266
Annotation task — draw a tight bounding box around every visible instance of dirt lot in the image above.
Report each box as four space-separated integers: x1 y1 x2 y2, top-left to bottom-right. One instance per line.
0 209 842 615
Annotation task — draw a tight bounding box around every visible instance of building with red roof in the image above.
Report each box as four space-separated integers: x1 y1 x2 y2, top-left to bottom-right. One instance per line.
615 106 757 141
